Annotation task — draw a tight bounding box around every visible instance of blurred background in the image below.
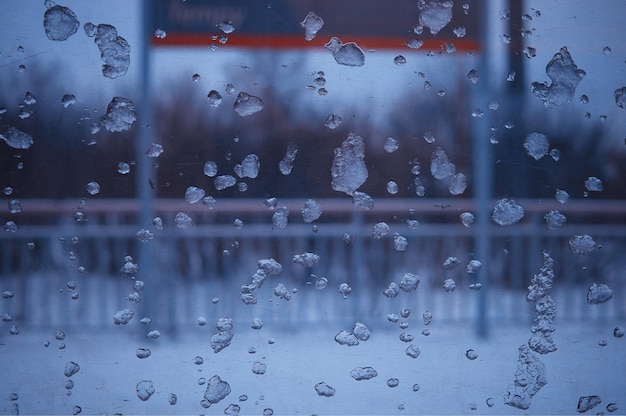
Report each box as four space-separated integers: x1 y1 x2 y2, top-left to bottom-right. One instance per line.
1 1 626 415
1 0 625 334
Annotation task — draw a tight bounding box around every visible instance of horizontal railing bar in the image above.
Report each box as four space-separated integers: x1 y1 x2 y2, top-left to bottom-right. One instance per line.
2 223 626 239
13 198 626 216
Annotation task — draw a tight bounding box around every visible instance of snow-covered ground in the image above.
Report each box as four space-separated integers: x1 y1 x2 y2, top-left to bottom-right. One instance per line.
1 318 624 415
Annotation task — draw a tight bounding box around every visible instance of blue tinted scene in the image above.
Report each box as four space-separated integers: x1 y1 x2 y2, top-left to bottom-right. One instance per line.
1 1 625 415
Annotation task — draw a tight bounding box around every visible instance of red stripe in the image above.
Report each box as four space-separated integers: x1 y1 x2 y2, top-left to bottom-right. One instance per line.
151 34 480 51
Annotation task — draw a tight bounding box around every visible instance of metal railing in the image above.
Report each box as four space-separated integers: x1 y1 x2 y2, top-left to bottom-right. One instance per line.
1 198 625 332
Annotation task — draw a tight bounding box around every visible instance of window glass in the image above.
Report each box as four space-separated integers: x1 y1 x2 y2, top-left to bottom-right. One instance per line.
1 1 625 415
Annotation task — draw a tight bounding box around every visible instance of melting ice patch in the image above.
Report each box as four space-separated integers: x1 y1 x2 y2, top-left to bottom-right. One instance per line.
99 97 137 132
430 147 456 180
530 47 586 107
1 127 33 149
331 133 368 195
92 24 131 79
418 1 453 35
44 5 79 41
325 37 365 67
301 12 324 41
491 198 524 225
523 132 549 160
504 345 548 409
233 92 264 116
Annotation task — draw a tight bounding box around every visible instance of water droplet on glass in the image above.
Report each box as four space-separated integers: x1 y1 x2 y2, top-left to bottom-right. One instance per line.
218 21 235 34
85 181 100 196
587 283 613 304
407 219 419 230
350 366 377 380
422 131 436 144
93 24 131 79
406 344 421 358
577 396 602 413
338 283 352 298
22 92 36 105
251 361 267 375
569 234 597 255
214 175 236 190
279 141 298 175
8 199 22 214
584 176 603 192
443 278 456 292
372 222 390 239
315 382 335 397
174 212 193 229
61 94 76 108
204 375 231 404
544 210 566 230
406 38 424 49
300 12 324 41
324 113 342 129
185 186 205 204
491 198 524 225
523 132 550 160
154 28 166 39
99 97 136 132
387 378 400 388
384 137 399 153
531 47 586 107
64 361 80 377
453 26 467 37
206 90 222 108
394 55 407 66
613 86 626 109
314 276 328 290
352 191 374 209
399 332 414 342
136 229 154 243
44 5 79 41
418 0 453 34
331 133 368 195
136 380 155 401
136 348 151 359
0 126 33 149
466 260 482 273
430 147 456 180
272 206 289 228
200 162 218 179
449 173 467 195
393 234 408 251
233 92 264 116
507 71 516 81
301 199 322 223
467 69 479 84
459 212 475 227
116 162 131 174
113 308 134 325
465 349 478 360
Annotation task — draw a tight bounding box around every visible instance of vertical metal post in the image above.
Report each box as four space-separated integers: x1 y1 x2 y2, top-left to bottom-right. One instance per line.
138 0 156 325
472 0 496 338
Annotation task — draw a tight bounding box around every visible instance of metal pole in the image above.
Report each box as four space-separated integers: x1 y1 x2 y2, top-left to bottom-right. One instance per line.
138 0 156 326
472 0 496 338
